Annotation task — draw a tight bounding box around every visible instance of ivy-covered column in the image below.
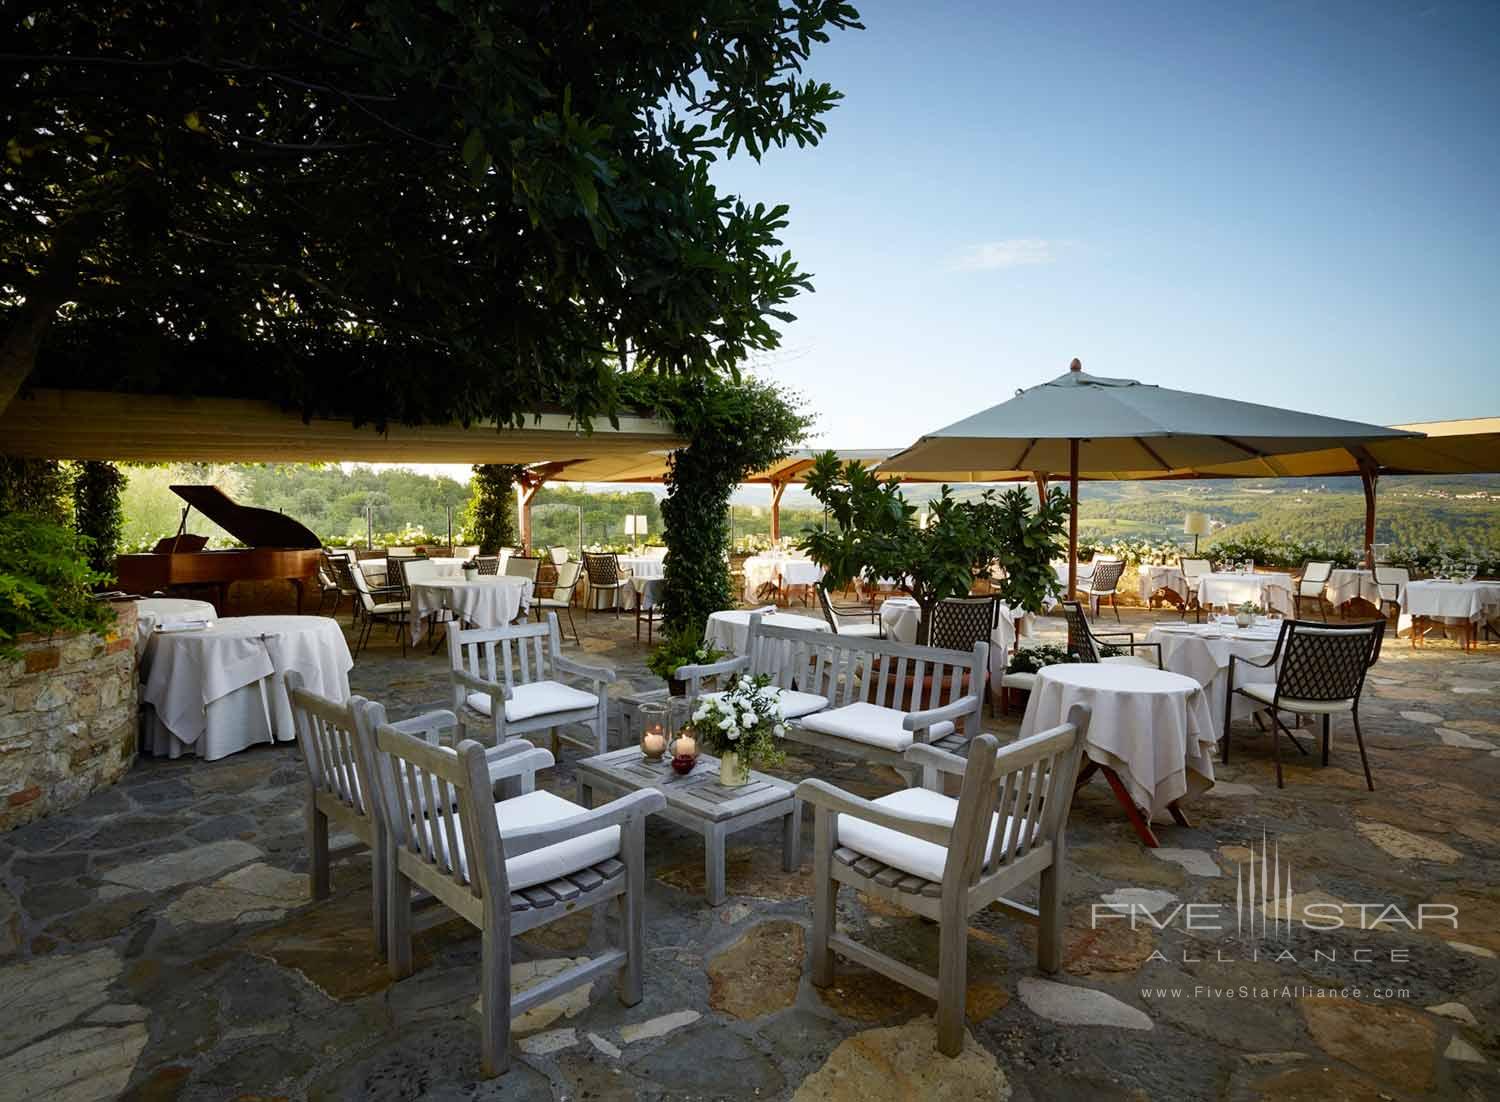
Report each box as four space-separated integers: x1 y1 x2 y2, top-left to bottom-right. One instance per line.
72 460 126 578
467 464 526 553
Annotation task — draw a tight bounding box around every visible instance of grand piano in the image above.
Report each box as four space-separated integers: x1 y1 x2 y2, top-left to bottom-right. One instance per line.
114 485 324 613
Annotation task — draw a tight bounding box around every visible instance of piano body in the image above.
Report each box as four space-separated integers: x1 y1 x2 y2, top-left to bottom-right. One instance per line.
114 485 324 613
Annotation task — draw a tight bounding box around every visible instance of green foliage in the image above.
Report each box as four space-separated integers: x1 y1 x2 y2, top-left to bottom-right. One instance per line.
465 465 526 554
8 1 860 429
71 460 125 575
530 486 662 550
627 373 810 637
646 632 728 682
974 486 1071 616
1206 535 1360 570
1006 643 1082 675
0 459 71 525
0 512 116 657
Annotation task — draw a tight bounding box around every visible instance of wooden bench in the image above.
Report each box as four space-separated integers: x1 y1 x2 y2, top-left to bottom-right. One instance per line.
676 612 988 773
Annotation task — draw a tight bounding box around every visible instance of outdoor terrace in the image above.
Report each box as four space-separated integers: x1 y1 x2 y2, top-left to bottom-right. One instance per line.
1 605 1497 1100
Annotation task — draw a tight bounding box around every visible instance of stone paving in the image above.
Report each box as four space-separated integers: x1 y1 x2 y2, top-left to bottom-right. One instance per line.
0 603 1497 1100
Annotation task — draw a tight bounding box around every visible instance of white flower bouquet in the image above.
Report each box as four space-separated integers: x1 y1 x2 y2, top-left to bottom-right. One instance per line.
688 674 788 768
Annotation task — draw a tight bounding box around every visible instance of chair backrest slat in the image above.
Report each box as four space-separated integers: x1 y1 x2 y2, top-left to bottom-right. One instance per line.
286 672 367 818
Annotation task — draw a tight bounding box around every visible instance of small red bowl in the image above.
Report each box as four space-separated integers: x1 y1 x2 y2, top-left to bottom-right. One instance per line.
670 754 697 775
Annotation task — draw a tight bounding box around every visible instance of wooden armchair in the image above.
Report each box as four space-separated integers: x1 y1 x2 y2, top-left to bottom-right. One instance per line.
448 613 614 756
369 719 664 1076
799 706 1090 1057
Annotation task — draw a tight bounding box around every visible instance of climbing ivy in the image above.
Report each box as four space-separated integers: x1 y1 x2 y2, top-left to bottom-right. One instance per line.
71 460 126 576
625 374 809 639
465 464 526 553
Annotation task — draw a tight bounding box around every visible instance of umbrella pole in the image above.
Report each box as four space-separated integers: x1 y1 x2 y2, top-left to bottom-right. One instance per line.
1068 438 1079 600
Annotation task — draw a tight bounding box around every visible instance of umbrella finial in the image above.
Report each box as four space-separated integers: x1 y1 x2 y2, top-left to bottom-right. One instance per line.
1069 358 1082 372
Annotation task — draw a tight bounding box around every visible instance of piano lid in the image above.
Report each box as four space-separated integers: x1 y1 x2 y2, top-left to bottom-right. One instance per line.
169 485 322 549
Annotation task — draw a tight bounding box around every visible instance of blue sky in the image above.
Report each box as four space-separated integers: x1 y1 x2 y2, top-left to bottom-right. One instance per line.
711 0 1500 452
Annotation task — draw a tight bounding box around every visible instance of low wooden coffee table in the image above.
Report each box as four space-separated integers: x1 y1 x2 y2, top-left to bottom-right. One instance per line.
576 746 801 906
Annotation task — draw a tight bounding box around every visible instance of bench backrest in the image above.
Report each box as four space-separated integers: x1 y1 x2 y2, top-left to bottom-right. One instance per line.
745 612 988 717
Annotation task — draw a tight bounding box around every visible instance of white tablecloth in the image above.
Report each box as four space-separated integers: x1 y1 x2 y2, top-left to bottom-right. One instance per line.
1146 621 1281 724
1018 662 1217 820
360 556 470 583
1138 564 1187 603
705 609 829 655
141 615 352 761
1326 569 1380 608
134 598 217 659
410 576 532 641
879 596 1031 691
1400 581 1500 633
740 554 823 603
1197 572 1294 616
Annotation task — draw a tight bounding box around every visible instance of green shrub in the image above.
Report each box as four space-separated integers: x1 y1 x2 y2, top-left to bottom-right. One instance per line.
0 512 116 657
72 460 126 576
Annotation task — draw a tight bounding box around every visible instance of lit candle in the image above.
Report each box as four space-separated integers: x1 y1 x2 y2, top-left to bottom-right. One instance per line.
673 735 696 758
642 731 666 757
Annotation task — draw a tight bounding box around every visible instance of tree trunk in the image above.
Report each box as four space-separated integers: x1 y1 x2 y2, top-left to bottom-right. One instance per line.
0 295 61 418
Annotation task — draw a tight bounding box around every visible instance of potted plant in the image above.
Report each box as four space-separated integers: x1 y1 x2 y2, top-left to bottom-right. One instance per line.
461 558 479 581
1234 600 1262 628
646 631 727 696
687 675 787 786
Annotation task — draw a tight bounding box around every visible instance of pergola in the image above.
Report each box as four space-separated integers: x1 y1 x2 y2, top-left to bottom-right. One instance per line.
0 388 685 551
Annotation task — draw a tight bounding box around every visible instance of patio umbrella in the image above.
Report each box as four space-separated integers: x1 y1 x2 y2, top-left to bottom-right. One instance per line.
881 359 1423 599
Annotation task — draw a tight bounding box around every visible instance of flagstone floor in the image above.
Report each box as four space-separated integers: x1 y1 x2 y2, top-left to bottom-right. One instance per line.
1 604 1497 1100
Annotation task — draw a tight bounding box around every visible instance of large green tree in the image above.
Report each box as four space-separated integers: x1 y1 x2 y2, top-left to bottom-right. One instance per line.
2 1 861 426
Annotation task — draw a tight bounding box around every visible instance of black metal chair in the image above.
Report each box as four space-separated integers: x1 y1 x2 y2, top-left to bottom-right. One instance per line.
816 585 882 638
1061 601 1161 668
931 595 1000 713
1224 619 1384 790
474 555 500 576
581 552 630 616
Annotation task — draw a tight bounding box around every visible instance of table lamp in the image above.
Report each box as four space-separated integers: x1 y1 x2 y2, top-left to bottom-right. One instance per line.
1183 512 1210 554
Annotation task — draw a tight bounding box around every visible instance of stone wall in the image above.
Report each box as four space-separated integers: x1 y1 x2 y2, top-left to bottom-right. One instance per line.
0 601 138 832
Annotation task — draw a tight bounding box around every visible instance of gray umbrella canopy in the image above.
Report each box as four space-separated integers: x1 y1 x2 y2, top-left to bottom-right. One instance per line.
883 360 1425 598
882 362 1420 481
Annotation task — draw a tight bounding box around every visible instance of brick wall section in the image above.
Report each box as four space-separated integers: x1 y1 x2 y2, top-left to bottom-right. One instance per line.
0 601 138 832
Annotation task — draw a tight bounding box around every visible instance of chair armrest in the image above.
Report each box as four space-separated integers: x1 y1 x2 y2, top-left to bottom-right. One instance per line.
450 669 513 702
673 655 749 682
500 789 666 859
902 693 981 732
387 710 458 745
484 745 555 786
553 654 617 684
905 742 969 778
795 779 953 846
1126 641 1163 669
486 739 549 762
1228 652 1277 671
1094 630 1135 645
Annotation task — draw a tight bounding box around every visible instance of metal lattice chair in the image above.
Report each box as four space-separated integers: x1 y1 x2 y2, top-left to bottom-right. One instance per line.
475 555 501 576
326 553 363 627
1061 601 1161 668
1224 619 1384 790
581 552 631 616
1292 560 1334 621
1083 557 1126 621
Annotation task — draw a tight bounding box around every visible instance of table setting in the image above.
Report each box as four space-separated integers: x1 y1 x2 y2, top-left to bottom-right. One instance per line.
1196 569 1294 616
1018 661 1217 846
409 575 533 642
141 614 352 761
133 597 218 661
1145 616 1282 722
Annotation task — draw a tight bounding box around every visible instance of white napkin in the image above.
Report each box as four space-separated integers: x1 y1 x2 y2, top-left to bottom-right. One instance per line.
156 619 213 633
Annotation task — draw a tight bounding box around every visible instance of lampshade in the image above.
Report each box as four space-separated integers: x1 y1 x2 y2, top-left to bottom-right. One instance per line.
624 516 639 536
1183 511 1211 537
634 514 648 535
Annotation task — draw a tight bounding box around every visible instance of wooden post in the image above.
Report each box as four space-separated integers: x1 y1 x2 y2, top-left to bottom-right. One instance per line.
770 479 787 542
1032 472 1048 502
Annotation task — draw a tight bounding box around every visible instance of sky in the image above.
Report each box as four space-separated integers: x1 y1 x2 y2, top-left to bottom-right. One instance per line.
713 0 1500 450
404 1 1500 501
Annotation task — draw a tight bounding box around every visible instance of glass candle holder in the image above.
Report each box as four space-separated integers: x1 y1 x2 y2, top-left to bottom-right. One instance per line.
639 702 670 761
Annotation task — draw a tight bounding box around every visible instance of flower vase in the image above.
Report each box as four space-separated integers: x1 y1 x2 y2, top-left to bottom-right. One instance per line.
1235 612 1254 628
718 750 750 787
461 566 478 582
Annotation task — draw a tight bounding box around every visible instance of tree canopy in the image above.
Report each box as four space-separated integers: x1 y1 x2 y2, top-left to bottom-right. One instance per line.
2 1 861 428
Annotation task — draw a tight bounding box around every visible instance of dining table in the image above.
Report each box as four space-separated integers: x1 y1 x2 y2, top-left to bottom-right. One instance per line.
409 575 532 642
1018 662 1217 846
1324 568 1382 609
1400 580 1500 650
705 609 829 656
1196 570 1295 617
141 615 352 761
878 595 1031 692
1145 618 1283 724
1138 563 1188 606
133 597 218 661
740 553 824 604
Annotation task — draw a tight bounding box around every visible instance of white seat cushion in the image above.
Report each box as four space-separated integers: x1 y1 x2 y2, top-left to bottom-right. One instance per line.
1001 669 1038 690
798 702 955 752
837 787 1031 884
432 790 620 892
1239 682 1355 715
834 622 883 638
465 680 600 722
368 601 406 615
700 686 828 720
